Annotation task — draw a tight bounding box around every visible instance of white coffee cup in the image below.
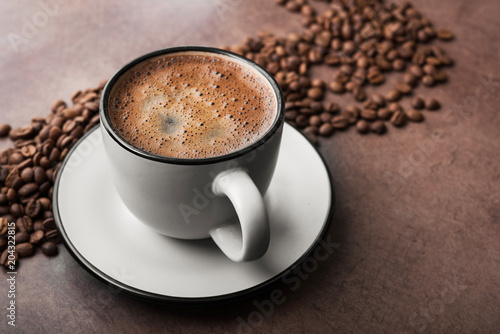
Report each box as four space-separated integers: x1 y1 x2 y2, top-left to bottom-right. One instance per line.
99 46 284 262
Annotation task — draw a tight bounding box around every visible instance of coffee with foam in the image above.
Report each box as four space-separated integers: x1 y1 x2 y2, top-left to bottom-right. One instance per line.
108 51 277 159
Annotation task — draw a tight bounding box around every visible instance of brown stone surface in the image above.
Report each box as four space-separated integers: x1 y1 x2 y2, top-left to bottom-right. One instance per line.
1 0 499 333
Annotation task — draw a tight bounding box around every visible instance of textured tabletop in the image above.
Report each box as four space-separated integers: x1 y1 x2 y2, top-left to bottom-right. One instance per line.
0 0 499 333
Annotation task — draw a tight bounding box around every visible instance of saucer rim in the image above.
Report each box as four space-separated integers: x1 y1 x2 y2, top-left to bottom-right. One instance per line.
53 124 334 306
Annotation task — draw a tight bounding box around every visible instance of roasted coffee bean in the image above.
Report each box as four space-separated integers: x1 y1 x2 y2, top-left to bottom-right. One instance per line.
319 123 334 137
21 167 34 183
9 126 36 140
45 230 61 244
39 182 51 196
311 78 325 89
423 64 436 75
0 166 9 183
307 87 323 101
26 199 42 218
422 75 434 86
367 72 384 85
360 109 377 121
42 218 56 231
392 59 406 71
30 230 44 245
16 242 35 258
353 86 366 101
433 70 448 82
342 105 360 124
391 110 407 127
411 97 425 109
16 216 33 233
295 115 309 128
39 157 52 170
409 65 424 78
41 242 58 256
34 167 47 184
369 94 385 108
328 81 345 94
20 145 37 157
51 99 66 113
377 108 393 120
388 102 402 113
386 90 400 102
49 147 61 162
304 126 319 136
403 73 418 87
395 82 412 95
437 28 454 41
0 124 11 138
33 220 44 232
356 120 370 134
309 116 321 127
10 203 24 218
319 112 332 123
285 110 298 121
370 121 387 134
0 217 8 235
331 116 349 129
10 152 24 165
15 232 30 244
0 206 10 216
426 98 440 110
6 188 18 203
18 183 38 197
0 249 17 268
406 109 424 122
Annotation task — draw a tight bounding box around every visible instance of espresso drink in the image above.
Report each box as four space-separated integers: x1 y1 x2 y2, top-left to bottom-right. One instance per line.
108 51 277 159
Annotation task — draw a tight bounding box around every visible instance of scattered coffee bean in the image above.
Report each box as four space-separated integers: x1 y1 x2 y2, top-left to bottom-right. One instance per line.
403 73 418 87
307 87 323 100
422 75 435 86
360 109 377 121
437 29 454 41
30 230 45 245
411 97 425 109
386 90 401 102
377 108 393 120
355 120 369 134
370 121 387 135
0 249 17 268
45 229 61 244
328 81 345 94
331 116 349 130
0 124 12 138
15 232 30 244
426 98 441 110
406 110 424 122
0 217 9 235
16 242 35 258
41 242 58 256
391 111 407 127
395 82 412 95
319 123 334 137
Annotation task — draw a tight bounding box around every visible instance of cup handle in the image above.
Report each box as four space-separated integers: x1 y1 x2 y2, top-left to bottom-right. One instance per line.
209 168 270 262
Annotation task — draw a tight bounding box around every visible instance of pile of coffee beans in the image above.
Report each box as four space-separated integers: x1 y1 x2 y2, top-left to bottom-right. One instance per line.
0 81 105 268
222 0 453 143
0 0 455 267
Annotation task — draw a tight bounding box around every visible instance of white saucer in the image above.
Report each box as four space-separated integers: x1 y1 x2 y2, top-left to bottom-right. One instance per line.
53 123 333 304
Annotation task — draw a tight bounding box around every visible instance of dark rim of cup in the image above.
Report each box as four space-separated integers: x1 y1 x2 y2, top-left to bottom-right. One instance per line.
100 46 285 165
